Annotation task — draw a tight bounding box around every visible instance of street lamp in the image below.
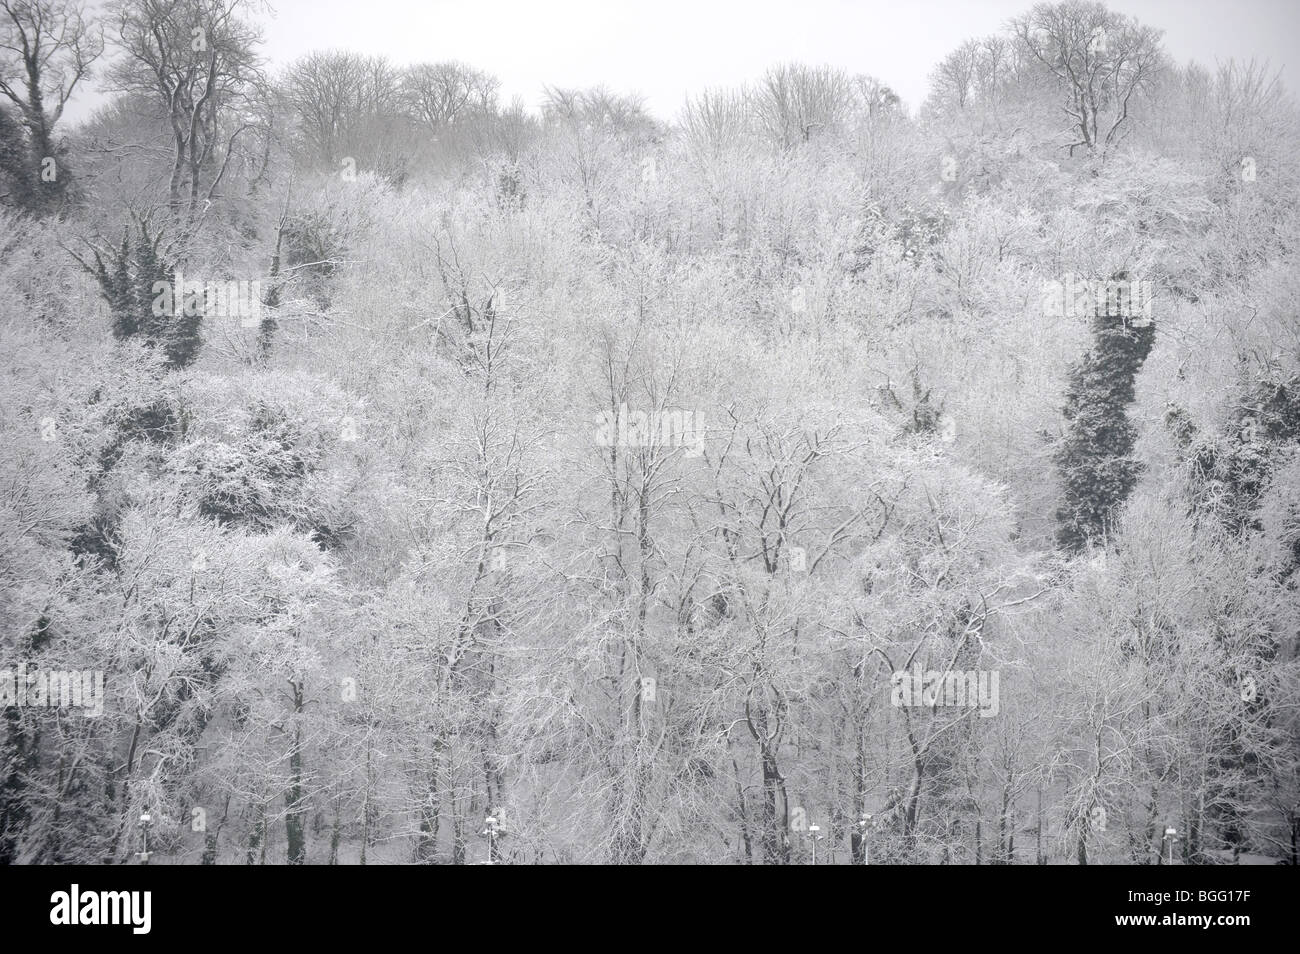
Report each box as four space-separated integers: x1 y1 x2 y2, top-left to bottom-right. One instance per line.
136 812 153 865
858 812 874 865
1163 827 1178 865
482 811 505 865
807 824 824 865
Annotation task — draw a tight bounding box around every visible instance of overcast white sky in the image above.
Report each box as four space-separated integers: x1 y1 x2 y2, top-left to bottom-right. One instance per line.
70 0 1300 123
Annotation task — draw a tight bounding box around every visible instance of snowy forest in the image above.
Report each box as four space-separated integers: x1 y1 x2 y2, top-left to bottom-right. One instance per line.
1 0 1298 865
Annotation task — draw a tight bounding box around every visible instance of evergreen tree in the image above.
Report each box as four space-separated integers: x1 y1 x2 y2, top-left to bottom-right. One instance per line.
1054 276 1156 551
75 220 203 370
1168 373 1300 535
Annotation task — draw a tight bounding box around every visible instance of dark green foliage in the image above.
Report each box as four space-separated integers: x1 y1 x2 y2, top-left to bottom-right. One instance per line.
68 512 120 568
1169 374 1300 535
905 373 944 435
282 209 346 308
0 103 73 215
1054 285 1156 552
875 368 946 436
194 402 324 531
0 105 27 207
497 168 524 208
104 233 136 338
75 220 203 370
896 203 950 263
1160 377 1299 856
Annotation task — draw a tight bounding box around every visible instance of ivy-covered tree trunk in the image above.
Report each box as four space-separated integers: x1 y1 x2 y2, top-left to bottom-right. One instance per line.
73 220 203 370
23 84 63 214
1055 284 1156 551
285 680 307 865
0 86 68 215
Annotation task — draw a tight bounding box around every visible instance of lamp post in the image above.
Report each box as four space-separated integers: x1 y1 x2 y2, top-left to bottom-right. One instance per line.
136 813 152 865
483 811 505 865
858 812 874 865
808 824 824 865
1163 827 1178 865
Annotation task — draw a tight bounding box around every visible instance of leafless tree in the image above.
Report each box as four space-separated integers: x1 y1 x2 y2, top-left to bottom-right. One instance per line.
929 40 979 114
755 63 856 148
1012 0 1164 157
681 85 754 155
402 60 498 130
107 0 266 222
0 0 103 209
281 51 403 164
